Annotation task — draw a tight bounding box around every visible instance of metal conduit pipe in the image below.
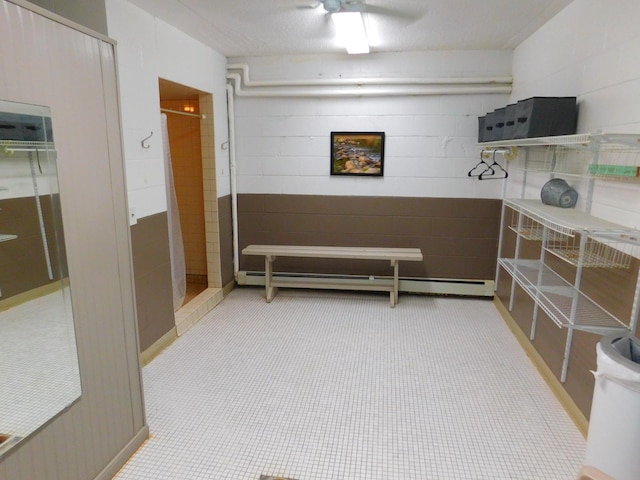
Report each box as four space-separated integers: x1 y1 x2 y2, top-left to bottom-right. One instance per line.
227 63 512 88
226 73 511 97
226 83 240 278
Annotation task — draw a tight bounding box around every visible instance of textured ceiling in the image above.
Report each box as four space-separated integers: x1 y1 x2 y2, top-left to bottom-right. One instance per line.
127 0 573 57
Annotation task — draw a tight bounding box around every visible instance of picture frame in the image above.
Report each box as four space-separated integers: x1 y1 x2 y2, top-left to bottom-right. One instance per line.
330 131 385 176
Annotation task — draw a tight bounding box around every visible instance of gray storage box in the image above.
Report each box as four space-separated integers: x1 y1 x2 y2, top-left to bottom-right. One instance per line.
492 107 506 141
512 96 577 139
503 103 518 140
477 115 487 143
0 111 53 142
482 112 497 142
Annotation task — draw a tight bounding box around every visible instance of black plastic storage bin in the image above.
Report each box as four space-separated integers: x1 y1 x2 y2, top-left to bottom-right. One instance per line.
512 96 577 139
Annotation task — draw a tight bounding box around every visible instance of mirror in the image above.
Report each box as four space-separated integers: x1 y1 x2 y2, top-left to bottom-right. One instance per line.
0 100 81 456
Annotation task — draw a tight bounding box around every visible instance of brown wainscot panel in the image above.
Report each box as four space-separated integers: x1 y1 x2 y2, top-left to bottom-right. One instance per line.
130 212 175 351
0 195 66 300
218 194 235 287
238 194 501 280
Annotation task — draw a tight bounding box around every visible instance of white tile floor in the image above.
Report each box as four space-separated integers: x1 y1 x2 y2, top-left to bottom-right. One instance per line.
0 287 80 438
115 288 586 480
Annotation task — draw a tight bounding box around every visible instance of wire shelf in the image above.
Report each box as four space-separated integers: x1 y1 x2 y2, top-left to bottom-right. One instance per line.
1 140 55 154
508 209 580 241
505 199 637 237
589 144 640 181
499 258 627 333
511 138 640 181
546 234 634 269
506 202 576 237
480 133 640 148
507 203 636 268
508 224 545 241
479 133 594 148
508 208 543 239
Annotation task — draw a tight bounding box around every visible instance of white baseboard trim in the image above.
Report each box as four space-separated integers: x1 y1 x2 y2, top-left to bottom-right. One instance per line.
141 326 178 366
94 424 149 480
237 271 494 297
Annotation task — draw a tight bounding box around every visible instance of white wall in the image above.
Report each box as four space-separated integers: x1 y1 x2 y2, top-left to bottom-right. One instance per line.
509 0 640 228
0 2 145 478
229 51 512 199
105 0 230 220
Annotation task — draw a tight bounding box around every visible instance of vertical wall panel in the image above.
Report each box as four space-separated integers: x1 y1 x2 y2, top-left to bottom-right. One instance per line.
0 2 146 479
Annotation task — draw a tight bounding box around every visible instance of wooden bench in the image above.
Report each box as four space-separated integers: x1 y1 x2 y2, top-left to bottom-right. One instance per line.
241 245 423 307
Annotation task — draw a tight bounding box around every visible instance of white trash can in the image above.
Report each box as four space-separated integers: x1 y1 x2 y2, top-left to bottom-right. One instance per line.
584 334 640 480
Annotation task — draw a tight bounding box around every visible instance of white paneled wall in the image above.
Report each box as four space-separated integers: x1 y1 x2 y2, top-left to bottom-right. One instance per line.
229 52 512 199
509 0 640 229
105 0 230 220
0 1 145 478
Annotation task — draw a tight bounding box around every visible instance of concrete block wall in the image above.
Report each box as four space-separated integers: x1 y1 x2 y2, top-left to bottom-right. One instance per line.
509 0 640 228
229 51 512 200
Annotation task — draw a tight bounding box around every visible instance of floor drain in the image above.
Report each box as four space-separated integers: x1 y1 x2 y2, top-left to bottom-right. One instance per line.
259 476 298 480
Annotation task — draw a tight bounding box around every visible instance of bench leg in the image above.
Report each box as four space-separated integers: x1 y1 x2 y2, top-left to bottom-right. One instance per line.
265 255 278 302
391 260 399 307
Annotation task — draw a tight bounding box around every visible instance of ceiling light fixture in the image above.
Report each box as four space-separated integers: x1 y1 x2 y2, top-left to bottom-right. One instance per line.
331 11 370 55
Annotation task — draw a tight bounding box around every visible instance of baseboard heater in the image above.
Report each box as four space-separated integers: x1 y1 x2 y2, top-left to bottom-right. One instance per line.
237 271 494 298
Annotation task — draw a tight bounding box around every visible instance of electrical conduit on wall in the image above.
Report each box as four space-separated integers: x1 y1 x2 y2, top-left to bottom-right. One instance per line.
226 84 240 278
226 63 512 97
225 63 512 277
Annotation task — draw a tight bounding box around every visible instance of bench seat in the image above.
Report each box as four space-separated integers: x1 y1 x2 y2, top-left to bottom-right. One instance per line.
241 245 423 307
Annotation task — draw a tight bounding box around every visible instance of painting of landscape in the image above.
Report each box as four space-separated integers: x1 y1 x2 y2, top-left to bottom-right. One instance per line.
330 132 385 176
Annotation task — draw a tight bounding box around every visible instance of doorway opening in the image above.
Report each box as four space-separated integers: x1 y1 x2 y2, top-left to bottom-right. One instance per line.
159 78 223 331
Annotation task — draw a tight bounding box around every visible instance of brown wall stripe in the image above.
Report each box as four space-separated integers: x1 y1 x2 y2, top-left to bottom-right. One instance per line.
218 195 235 287
130 212 175 351
238 194 502 280
0 195 66 300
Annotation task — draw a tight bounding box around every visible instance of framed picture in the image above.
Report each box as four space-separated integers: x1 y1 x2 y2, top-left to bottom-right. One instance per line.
330 131 385 176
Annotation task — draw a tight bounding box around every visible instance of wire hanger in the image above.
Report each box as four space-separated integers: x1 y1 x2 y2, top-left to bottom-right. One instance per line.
468 150 492 177
479 150 508 180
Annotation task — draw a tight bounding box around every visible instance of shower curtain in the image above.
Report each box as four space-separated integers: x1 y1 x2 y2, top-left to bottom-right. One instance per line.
161 114 187 311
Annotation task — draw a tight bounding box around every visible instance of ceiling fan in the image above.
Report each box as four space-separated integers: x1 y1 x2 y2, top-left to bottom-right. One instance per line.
297 0 415 54
298 0 414 20
307 0 365 14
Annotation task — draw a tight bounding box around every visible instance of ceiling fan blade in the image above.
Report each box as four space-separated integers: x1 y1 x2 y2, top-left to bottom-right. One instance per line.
361 4 418 21
296 1 322 9
340 1 366 13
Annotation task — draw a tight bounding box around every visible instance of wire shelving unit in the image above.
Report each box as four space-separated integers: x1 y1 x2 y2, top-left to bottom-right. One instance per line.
489 134 640 383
